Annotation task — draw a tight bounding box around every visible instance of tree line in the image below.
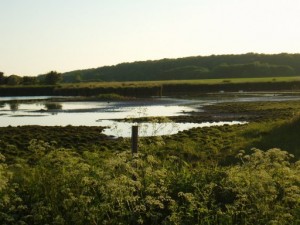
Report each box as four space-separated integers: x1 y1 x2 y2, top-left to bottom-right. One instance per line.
2 53 300 85
62 53 300 82
0 71 62 86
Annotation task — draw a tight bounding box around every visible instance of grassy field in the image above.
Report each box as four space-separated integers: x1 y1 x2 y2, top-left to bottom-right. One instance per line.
60 76 300 88
1 76 300 97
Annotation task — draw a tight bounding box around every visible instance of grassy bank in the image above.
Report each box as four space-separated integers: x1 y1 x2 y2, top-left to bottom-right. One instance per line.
59 76 300 87
1 76 300 97
0 126 129 163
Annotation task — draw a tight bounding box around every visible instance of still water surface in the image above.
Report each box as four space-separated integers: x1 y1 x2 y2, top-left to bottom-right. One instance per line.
1 94 299 137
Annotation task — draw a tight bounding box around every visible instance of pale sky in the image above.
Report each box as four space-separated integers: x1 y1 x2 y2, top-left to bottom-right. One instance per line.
1 0 300 76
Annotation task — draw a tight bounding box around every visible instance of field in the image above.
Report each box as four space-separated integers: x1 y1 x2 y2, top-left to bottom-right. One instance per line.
59 76 300 88
1 76 300 97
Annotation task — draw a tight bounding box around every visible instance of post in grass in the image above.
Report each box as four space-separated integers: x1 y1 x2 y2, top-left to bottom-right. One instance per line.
131 125 139 154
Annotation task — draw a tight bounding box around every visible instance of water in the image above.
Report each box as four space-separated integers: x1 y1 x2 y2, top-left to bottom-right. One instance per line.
0 97 207 136
2 93 298 137
0 99 196 125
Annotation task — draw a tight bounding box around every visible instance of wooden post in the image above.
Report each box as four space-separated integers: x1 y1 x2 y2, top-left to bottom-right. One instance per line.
131 125 138 154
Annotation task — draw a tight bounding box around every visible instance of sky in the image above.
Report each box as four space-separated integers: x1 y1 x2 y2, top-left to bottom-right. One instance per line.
1 0 300 76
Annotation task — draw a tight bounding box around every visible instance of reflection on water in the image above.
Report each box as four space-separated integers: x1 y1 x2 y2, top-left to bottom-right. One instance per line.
44 103 63 111
9 102 19 111
0 97 208 136
0 106 195 126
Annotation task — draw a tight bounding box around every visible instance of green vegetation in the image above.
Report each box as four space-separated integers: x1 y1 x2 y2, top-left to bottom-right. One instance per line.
1 77 300 97
2 52 300 223
2 53 300 98
60 53 300 82
1 100 300 162
1 104 300 224
89 93 133 101
43 71 62 85
0 126 128 163
2 53 300 85
59 76 300 87
0 83 162 97
1 89 300 223
0 71 62 86
0 143 299 224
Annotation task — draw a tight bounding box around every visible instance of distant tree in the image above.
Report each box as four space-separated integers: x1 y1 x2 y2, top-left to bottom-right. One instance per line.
44 71 62 85
0 72 5 85
6 75 22 85
22 76 38 85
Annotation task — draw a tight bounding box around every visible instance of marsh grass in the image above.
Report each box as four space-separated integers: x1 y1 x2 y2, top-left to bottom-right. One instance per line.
60 76 300 88
0 126 120 163
250 115 300 158
2 76 300 97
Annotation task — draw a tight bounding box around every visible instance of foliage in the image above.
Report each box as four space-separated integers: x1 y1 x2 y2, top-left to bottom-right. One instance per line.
0 126 113 163
0 154 10 192
0 143 299 224
0 72 5 85
22 76 38 85
44 71 62 85
1 97 300 223
250 115 300 158
2 53 300 85
0 74 37 86
6 75 22 86
61 53 300 82
212 62 295 78
226 148 300 224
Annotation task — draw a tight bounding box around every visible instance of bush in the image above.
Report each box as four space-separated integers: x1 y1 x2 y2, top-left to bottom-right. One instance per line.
0 141 299 224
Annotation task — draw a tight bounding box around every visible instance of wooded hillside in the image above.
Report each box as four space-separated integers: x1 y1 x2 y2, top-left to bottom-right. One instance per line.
61 53 300 82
